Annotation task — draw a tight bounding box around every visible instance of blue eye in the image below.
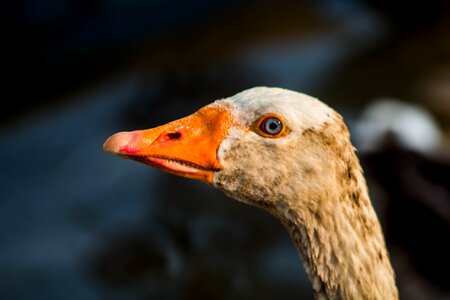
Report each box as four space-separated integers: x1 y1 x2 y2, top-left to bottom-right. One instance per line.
261 117 283 135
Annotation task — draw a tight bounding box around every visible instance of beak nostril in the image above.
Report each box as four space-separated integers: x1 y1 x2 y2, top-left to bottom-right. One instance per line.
166 132 182 140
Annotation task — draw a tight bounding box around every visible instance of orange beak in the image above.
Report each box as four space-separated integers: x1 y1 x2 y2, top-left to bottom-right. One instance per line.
103 106 233 184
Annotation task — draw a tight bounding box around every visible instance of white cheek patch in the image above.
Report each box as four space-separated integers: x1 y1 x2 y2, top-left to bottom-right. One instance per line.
216 126 242 163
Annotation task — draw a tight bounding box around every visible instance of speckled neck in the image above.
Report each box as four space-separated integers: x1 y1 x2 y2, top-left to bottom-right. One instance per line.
279 168 398 300
214 120 398 299
275 143 398 299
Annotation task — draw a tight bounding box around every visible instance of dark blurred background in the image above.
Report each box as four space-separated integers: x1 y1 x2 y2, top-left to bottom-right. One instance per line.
1 1 449 299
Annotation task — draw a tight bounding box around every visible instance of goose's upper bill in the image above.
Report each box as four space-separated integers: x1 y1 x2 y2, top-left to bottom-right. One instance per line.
103 104 231 183
103 87 398 299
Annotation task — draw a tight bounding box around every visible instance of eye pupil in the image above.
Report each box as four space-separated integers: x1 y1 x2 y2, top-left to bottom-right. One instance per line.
269 122 278 130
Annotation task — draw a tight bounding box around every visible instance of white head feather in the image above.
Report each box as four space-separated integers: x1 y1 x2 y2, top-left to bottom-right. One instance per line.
217 86 335 130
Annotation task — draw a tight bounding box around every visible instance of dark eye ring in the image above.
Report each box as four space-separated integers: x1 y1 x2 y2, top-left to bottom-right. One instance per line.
260 117 283 135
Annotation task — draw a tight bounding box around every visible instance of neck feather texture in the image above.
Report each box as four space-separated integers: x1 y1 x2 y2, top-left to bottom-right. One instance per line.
215 118 399 300
277 126 398 299
280 172 398 299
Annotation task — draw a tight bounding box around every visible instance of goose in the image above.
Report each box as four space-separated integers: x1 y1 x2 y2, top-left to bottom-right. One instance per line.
103 87 398 299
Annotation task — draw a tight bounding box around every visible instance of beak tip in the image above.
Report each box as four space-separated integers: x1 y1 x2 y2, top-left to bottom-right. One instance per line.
103 136 116 154
103 131 130 154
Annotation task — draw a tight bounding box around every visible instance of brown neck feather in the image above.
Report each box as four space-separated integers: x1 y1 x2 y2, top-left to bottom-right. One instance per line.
278 134 398 299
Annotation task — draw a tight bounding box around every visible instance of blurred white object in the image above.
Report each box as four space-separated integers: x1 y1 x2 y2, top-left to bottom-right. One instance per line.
354 98 442 154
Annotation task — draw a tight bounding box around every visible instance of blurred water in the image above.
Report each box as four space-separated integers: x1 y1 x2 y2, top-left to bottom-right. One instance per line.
0 77 163 299
240 2 385 91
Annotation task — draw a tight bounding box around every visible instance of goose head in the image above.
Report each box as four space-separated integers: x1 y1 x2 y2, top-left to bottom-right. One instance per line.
104 87 344 217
